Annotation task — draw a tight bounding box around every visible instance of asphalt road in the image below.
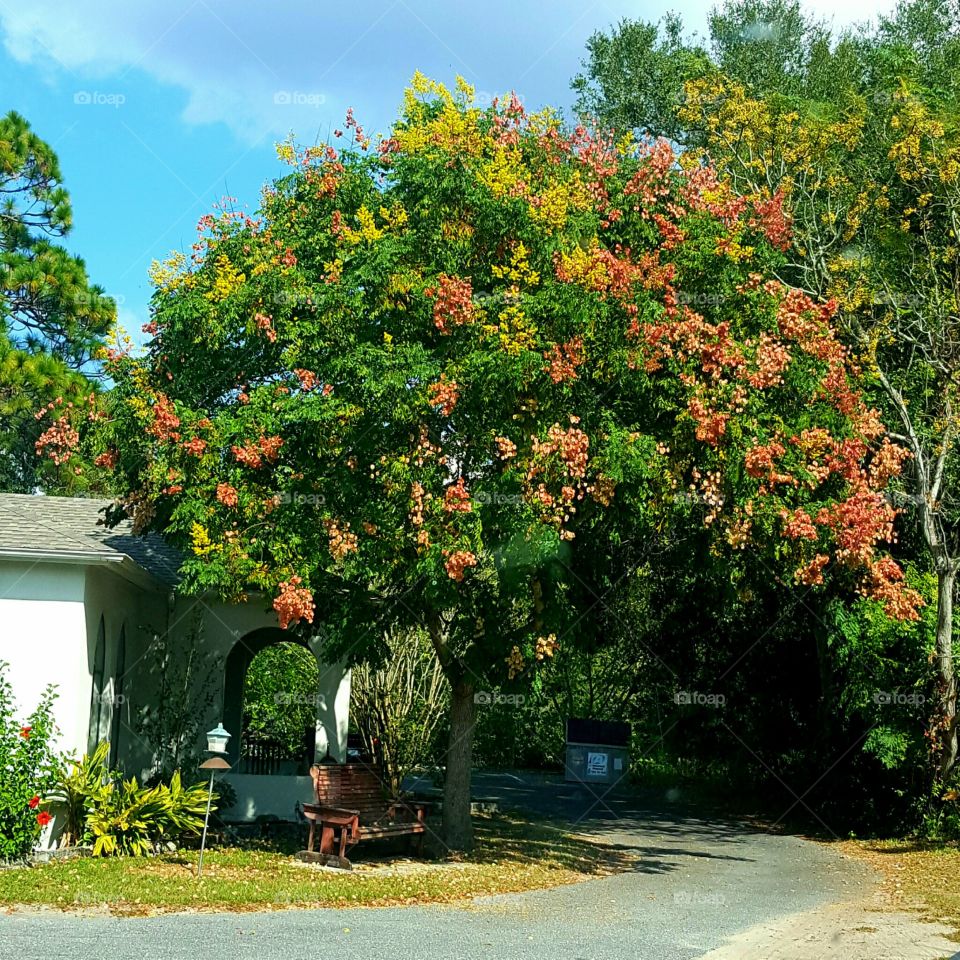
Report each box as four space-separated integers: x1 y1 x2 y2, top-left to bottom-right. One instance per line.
0 773 880 960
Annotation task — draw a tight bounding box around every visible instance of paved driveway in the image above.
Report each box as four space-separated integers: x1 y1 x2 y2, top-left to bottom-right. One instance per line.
1 772 955 960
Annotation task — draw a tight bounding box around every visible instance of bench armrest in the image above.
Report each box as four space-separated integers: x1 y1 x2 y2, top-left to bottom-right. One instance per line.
388 798 434 819
303 803 361 825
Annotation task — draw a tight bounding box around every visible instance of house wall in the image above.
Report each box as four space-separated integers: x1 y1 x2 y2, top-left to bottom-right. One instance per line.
220 773 317 822
82 565 169 772
0 561 90 760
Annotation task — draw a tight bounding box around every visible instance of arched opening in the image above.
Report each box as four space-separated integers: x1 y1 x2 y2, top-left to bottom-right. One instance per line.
242 642 319 774
222 628 320 774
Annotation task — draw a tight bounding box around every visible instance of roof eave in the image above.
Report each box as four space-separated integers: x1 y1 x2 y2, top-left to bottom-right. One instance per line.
0 548 171 592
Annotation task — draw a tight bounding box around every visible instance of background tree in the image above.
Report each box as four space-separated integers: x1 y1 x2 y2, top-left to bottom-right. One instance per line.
350 627 447 798
61 77 918 850
1 110 114 493
243 641 319 757
573 0 960 790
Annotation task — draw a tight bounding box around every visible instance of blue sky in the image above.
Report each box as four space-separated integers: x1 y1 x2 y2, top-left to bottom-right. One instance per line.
0 0 893 340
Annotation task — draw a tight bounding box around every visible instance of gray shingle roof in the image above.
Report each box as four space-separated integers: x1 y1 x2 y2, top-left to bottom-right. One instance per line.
0 494 182 585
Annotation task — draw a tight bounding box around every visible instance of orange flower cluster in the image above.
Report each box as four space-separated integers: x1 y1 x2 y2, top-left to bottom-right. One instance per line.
687 397 730 446
216 483 239 507
544 337 585 383
147 394 181 442
495 436 517 459
307 147 344 198
273 575 315 629
232 435 284 468
444 549 477 582
750 190 792 251
781 508 818 541
410 481 427 526
323 519 359 561
94 449 118 470
444 478 472 513
531 423 590 479
182 436 207 457
623 139 675 211
427 377 459 415
860 556 919 620
682 165 749 229
748 333 792 389
294 368 318 390
425 274 474 333
796 554 830 586
254 312 277 343
744 442 787 480
35 415 80 465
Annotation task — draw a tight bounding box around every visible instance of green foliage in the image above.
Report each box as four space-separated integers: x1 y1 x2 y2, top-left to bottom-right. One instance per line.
51 742 213 856
570 0 960 832
243 642 318 755
350 627 448 797
52 740 111 847
0 662 59 861
0 110 114 493
86 770 211 858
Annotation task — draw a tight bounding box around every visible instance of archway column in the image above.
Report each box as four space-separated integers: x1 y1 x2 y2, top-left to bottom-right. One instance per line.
313 662 351 762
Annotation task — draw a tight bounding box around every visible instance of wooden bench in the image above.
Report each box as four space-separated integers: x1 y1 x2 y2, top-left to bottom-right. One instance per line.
299 763 431 869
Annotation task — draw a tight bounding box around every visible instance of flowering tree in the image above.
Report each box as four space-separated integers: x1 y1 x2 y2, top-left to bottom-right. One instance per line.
575 0 960 785
50 76 918 849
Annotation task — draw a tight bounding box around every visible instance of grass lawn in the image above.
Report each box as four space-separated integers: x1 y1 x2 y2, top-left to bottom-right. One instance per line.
0 814 632 915
838 839 960 940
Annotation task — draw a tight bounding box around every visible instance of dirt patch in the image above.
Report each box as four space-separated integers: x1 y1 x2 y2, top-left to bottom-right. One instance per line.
700 891 958 958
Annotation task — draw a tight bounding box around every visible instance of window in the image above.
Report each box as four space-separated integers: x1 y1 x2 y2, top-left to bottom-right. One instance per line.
109 625 127 768
88 616 106 751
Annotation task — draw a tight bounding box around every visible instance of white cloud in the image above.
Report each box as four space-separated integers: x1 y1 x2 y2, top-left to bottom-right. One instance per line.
0 0 901 144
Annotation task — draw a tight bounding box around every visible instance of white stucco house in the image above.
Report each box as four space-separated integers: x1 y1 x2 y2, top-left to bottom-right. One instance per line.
0 493 350 835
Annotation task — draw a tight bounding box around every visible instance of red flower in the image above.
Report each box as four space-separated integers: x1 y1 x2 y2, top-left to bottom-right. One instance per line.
19 726 31 739
36 811 52 827
28 795 40 809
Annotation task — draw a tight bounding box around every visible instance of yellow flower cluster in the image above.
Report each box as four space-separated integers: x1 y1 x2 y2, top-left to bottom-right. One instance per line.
529 176 592 233
554 242 607 289
149 251 195 294
204 255 247 303
505 645 525 680
492 242 540 287
340 204 408 247
680 76 865 191
396 72 485 156
484 303 537 356
887 87 960 186
190 522 219 557
478 146 525 198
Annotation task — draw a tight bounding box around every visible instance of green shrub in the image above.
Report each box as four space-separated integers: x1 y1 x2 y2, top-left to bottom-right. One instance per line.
0 662 59 861
52 740 111 847
86 771 211 857
52 742 212 856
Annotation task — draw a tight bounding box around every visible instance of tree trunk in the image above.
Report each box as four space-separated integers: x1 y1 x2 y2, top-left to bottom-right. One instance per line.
934 565 958 782
442 677 476 852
